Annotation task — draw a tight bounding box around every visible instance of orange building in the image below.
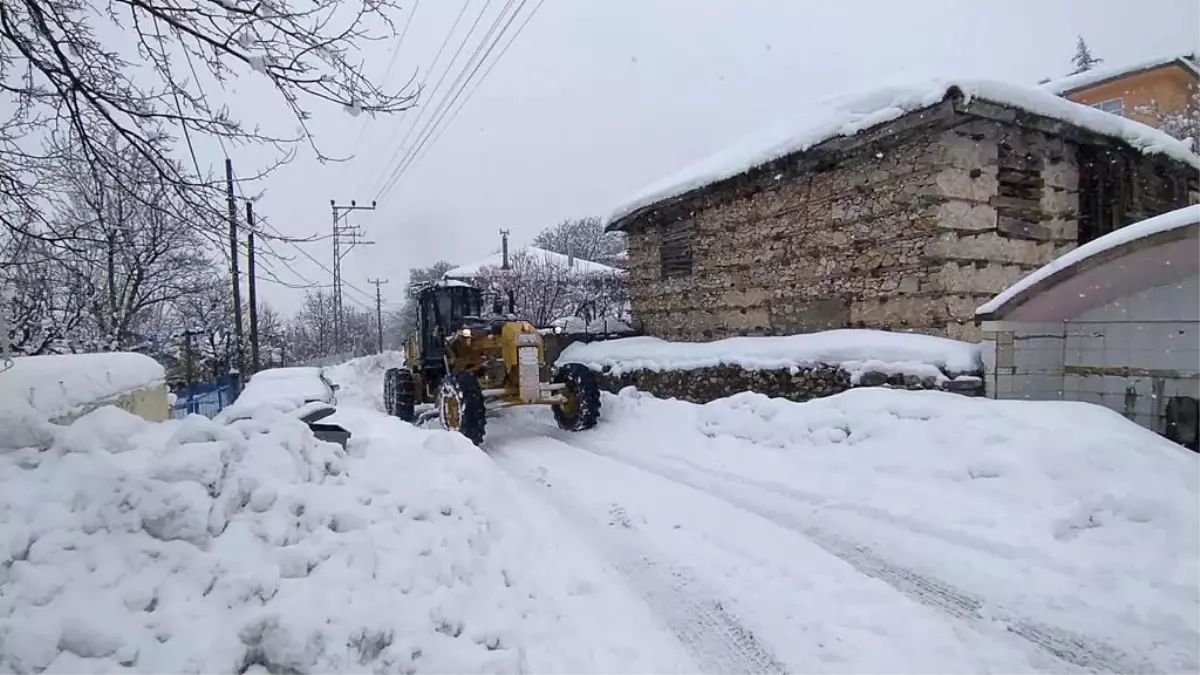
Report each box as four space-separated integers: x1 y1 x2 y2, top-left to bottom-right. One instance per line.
1041 52 1198 129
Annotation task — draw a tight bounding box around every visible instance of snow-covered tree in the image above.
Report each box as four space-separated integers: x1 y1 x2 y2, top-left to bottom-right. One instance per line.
0 0 417 245
471 251 629 328
533 217 626 267
1070 37 1104 74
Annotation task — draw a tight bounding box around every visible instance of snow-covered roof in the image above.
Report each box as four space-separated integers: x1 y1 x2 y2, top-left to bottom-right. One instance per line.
605 78 1200 231
1040 52 1198 96
0 352 165 422
443 245 621 279
976 205 1200 318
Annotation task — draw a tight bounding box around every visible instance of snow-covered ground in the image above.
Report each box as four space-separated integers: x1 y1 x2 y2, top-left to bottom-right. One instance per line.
489 388 1198 673
3 353 1196 673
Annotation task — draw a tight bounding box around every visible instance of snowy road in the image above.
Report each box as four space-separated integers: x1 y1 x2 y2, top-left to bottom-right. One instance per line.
486 412 1128 674
326 358 1199 674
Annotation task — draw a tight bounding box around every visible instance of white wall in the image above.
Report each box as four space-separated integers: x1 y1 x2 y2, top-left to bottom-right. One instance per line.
982 275 1199 440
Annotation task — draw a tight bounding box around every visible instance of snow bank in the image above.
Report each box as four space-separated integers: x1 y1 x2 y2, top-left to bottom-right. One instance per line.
216 367 333 423
977 204 1200 316
592 387 1199 670
557 329 982 382
0 353 165 422
607 78 1199 228
322 351 406 411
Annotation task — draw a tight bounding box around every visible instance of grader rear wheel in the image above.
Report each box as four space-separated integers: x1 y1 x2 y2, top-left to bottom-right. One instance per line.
439 371 487 445
552 363 601 432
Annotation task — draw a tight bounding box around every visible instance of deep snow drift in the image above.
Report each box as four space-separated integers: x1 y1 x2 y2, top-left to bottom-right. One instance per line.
0 357 693 673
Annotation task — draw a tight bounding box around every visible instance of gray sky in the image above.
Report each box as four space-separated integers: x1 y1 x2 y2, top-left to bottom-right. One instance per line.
217 0 1200 315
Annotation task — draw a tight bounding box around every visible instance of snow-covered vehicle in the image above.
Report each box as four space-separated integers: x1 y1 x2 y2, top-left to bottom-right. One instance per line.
216 367 351 447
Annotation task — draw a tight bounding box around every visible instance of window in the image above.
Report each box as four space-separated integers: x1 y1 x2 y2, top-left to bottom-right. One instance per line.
659 221 693 278
1091 98 1124 116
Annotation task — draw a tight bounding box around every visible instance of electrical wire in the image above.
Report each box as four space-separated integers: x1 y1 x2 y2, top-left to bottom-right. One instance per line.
403 0 544 186
362 0 474 193
375 0 526 201
369 0 497 198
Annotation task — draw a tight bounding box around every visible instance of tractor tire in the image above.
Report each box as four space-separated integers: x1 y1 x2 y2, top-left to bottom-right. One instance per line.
552 363 601 432
439 371 487 446
383 367 416 422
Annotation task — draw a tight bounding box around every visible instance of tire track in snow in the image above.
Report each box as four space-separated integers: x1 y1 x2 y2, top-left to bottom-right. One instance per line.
547 430 1158 675
490 440 789 675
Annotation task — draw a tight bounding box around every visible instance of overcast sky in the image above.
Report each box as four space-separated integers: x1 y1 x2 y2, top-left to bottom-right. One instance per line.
215 0 1199 315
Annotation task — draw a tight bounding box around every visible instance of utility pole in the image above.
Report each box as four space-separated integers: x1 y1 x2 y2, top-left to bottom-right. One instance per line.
246 201 260 374
0 278 14 371
500 229 511 270
330 199 377 354
368 278 388 354
226 158 245 391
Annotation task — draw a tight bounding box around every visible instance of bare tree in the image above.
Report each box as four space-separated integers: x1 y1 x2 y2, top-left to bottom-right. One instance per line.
1134 90 1200 152
51 139 215 350
532 217 626 266
470 250 629 328
170 276 235 379
0 0 418 244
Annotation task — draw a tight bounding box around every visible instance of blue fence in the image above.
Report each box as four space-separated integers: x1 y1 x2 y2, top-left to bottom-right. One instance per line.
171 374 237 419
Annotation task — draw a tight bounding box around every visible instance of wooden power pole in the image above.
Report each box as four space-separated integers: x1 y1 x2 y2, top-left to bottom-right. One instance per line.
246 201 260 374
368 278 387 354
226 158 245 390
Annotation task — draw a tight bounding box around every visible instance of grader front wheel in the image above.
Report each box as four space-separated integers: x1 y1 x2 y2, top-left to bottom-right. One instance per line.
439 371 487 445
552 363 601 432
383 367 416 422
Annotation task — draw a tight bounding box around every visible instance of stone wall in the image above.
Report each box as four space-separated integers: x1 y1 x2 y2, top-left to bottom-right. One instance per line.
624 99 1196 344
590 364 983 405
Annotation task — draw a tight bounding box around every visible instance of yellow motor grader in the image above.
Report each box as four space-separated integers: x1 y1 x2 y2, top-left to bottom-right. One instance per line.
383 279 601 445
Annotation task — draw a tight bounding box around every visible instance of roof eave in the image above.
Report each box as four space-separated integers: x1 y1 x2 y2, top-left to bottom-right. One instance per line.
1057 57 1199 97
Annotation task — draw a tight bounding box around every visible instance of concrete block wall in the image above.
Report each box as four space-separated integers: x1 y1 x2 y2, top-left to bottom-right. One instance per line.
982 277 1200 441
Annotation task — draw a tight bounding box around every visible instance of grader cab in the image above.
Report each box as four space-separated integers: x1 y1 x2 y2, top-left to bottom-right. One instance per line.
383 280 600 445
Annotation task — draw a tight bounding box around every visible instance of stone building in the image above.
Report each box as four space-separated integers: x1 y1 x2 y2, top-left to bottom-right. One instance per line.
605 80 1199 342
975 205 1199 450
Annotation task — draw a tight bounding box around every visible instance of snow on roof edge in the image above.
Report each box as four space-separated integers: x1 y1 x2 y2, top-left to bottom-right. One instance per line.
1040 52 1198 95
975 205 1200 318
443 245 621 279
605 78 1200 231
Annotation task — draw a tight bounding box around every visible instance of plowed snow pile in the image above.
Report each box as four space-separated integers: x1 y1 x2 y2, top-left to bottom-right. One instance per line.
0 370 690 672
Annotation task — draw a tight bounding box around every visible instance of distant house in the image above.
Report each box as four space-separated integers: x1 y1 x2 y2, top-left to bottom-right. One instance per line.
1041 52 1198 131
976 205 1199 450
605 79 1199 343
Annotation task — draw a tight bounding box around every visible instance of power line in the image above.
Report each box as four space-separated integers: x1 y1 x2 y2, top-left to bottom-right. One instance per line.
407 0 545 181
344 0 424 166
376 0 526 201
364 0 473 187
374 0 518 201
369 0 498 198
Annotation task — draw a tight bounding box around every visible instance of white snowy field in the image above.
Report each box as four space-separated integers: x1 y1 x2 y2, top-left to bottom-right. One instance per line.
2 353 1196 674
